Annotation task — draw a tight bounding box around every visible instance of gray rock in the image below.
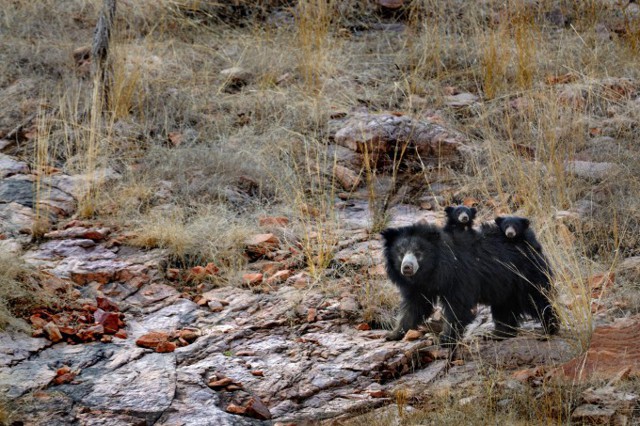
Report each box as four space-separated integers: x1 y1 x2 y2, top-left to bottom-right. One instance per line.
0 153 29 177
445 92 479 107
0 360 56 398
0 331 51 367
0 201 34 236
80 352 176 423
334 113 464 165
128 299 200 339
0 176 35 207
565 160 621 181
156 375 268 426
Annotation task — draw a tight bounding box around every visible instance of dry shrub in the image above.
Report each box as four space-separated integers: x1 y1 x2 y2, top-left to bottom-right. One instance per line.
0 253 54 331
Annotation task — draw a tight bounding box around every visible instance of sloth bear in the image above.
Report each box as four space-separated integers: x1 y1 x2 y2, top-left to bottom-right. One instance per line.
381 222 558 345
495 216 543 252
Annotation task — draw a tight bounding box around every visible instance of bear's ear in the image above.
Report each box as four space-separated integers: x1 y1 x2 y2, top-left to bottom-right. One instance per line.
444 206 454 216
522 218 530 228
380 228 400 244
495 216 504 226
470 207 477 217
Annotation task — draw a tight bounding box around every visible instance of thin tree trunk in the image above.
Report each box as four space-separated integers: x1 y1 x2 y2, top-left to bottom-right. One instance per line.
92 0 116 113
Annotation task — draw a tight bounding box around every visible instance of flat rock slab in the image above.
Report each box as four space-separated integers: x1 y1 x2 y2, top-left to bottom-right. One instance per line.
334 113 464 166
0 331 51 367
559 316 640 382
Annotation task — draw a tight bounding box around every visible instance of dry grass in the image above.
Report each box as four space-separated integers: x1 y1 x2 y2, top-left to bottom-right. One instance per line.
0 253 53 331
2 0 640 421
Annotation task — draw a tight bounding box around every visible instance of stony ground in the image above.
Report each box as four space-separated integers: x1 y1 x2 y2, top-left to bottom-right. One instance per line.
0 152 638 424
3 1 640 424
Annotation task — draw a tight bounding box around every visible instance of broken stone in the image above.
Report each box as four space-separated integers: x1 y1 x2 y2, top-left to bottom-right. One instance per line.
93 309 120 334
265 269 291 285
44 226 110 241
96 296 119 312
571 404 616 425
403 330 423 341
242 273 263 286
245 233 280 258
334 164 361 190
43 322 63 343
244 396 272 420
136 331 169 350
156 341 177 353
208 377 233 389
225 403 246 415
207 300 224 312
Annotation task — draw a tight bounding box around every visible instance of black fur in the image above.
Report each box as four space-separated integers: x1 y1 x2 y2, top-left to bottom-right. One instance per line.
495 216 543 252
444 206 477 232
381 223 558 345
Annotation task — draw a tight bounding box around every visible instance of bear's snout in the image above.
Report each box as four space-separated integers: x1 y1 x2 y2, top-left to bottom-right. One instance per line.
401 253 418 276
458 212 469 223
505 226 517 238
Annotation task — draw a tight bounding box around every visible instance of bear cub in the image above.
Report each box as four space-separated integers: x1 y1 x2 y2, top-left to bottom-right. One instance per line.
444 205 477 232
495 216 542 252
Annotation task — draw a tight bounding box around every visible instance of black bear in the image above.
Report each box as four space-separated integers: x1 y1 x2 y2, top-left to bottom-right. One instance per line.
381 223 558 345
444 205 477 232
495 216 542 252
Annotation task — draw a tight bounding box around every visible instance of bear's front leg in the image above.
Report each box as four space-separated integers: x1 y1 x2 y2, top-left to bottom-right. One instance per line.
439 300 476 347
386 296 435 341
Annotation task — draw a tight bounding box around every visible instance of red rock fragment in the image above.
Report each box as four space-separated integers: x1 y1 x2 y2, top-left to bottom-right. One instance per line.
166 268 180 281
204 262 220 275
244 396 272 420
251 370 264 377
156 341 177 353
403 329 423 341
58 326 76 336
44 322 63 343
76 324 104 342
96 296 119 312
30 315 48 329
307 308 317 323
356 323 371 331
226 403 246 415
94 309 120 334
245 233 280 257
258 216 289 227
265 270 291 285
558 316 640 382
178 329 199 343
367 390 387 398
242 273 263 286
70 270 114 286
114 329 127 339
52 366 77 385
135 331 169 350
334 165 361 190
589 272 615 298
208 377 233 389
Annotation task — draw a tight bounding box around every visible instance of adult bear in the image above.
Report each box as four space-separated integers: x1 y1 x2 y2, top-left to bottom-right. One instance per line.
381 223 558 345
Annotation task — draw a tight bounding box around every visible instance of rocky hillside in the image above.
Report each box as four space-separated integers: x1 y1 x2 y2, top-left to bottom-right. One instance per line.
2 0 640 424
